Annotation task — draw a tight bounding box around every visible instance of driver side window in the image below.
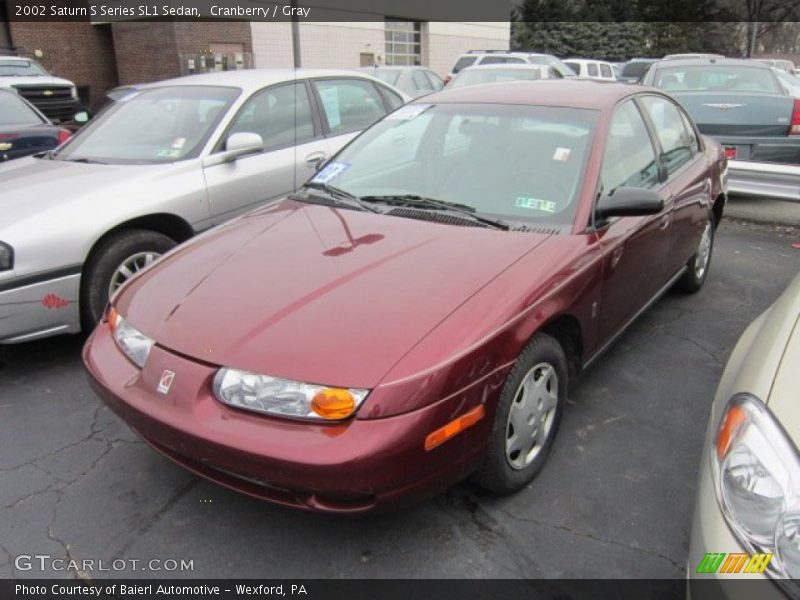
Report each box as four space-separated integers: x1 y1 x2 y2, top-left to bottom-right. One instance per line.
601 100 659 194
226 82 316 153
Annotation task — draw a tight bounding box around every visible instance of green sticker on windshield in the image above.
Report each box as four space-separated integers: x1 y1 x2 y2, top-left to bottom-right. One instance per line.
515 196 556 213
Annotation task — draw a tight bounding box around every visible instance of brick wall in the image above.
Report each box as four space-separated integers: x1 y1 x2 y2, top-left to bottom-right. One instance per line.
111 21 252 85
7 21 118 111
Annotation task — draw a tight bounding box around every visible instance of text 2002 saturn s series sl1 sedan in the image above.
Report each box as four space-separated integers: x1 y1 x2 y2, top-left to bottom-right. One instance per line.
84 81 727 513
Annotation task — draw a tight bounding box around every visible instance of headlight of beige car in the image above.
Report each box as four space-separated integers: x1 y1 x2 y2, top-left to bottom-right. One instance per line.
712 392 800 581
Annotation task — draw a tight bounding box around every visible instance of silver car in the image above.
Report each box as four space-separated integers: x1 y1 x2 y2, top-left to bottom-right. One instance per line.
357 66 444 98
0 68 409 344
688 270 800 597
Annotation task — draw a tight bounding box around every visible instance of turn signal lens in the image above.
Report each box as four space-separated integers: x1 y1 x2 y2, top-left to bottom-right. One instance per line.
425 405 485 451
107 306 119 333
312 388 357 420
716 403 746 460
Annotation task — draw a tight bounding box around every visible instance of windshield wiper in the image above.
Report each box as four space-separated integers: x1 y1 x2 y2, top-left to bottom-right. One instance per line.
360 194 509 230
62 157 109 165
302 182 380 213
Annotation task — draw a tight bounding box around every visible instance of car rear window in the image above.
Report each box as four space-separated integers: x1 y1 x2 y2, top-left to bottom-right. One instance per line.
655 65 781 93
0 92 44 126
450 68 543 88
452 56 478 74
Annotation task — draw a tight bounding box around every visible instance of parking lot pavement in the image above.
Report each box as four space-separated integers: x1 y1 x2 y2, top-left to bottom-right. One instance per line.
0 218 798 581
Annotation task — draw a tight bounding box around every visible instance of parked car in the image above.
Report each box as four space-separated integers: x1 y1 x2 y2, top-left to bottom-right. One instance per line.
688 271 800 596
642 57 800 200
618 58 658 84
448 64 553 88
0 69 410 344
0 88 71 161
563 58 618 81
517 53 577 78
84 80 726 514
755 58 797 75
444 50 572 84
0 55 82 123
357 66 443 98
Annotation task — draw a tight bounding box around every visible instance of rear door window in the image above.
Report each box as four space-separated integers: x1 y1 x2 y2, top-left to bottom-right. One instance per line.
587 63 599 77
639 96 698 176
600 64 613 78
313 79 388 135
602 99 659 192
412 70 434 92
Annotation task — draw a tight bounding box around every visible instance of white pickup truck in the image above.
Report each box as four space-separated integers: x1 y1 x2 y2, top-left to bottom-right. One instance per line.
0 56 81 123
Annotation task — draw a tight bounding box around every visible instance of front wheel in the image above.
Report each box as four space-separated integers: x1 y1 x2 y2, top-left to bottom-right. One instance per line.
677 217 714 293
472 332 568 494
81 230 176 329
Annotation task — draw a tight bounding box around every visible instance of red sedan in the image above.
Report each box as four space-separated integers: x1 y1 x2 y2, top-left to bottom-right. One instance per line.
83 81 726 513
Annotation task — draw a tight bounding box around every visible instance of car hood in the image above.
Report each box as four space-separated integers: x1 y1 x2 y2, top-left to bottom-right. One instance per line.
118 199 551 389
0 157 181 231
0 75 74 88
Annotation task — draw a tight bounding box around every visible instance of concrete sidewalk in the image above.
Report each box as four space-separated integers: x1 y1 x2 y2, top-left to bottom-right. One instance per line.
726 195 799 227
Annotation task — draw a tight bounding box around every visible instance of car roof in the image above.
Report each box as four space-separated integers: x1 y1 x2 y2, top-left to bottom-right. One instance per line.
422 80 647 109
652 57 773 69
141 68 393 93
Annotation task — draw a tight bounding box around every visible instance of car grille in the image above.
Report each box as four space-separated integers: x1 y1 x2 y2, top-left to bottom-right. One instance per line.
12 84 77 121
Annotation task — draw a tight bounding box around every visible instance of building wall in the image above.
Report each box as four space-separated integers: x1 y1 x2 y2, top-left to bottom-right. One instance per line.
249 21 510 77
112 21 253 85
7 21 118 111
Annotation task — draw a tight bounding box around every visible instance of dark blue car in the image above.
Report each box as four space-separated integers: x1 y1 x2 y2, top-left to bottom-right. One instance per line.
0 89 71 162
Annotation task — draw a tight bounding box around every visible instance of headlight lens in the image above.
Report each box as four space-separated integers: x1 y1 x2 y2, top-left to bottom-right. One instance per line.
108 308 154 368
712 393 800 581
0 242 13 271
213 368 368 422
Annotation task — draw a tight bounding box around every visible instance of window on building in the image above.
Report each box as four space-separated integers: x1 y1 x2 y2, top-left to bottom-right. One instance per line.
385 20 421 66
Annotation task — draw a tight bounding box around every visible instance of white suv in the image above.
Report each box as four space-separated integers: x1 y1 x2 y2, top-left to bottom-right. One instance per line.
445 51 575 84
563 58 618 81
0 56 81 123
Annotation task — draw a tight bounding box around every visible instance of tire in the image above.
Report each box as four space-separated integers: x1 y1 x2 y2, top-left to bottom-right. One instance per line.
472 332 568 494
677 217 715 294
81 230 176 329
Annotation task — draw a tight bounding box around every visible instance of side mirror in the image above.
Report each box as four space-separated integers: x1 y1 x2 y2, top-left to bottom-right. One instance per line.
73 111 89 124
222 132 264 161
596 186 664 221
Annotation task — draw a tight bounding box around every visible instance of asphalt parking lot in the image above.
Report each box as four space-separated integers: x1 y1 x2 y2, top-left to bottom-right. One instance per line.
0 217 798 581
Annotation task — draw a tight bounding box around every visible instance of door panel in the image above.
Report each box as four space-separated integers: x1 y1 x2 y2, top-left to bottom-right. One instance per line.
203 81 324 225
596 99 671 340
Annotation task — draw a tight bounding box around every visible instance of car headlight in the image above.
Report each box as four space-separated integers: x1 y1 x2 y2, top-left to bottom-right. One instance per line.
108 308 153 368
0 242 13 271
213 368 369 422
712 393 800 582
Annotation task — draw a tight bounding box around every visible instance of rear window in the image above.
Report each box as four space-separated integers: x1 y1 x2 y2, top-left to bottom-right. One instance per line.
0 92 44 126
622 61 653 78
452 56 478 74
450 67 542 88
655 65 781 93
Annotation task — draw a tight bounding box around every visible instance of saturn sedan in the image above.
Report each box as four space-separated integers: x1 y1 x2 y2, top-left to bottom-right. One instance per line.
84 81 727 513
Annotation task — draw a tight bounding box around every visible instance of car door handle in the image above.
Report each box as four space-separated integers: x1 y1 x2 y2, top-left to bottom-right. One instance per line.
305 152 327 171
659 214 670 230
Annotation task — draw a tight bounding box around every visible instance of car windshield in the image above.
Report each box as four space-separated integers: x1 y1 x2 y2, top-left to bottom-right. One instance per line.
0 59 48 76
450 68 543 88
311 103 597 227
0 92 44 126
367 69 401 86
54 86 240 164
655 65 781 93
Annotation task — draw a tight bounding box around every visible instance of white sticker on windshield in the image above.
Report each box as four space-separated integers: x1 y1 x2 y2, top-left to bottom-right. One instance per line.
311 161 350 184
552 147 571 162
515 196 556 213
386 104 432 121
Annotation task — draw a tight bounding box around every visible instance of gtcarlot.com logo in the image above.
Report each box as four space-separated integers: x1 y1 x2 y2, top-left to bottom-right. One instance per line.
696 552 772 574
14 554 194 572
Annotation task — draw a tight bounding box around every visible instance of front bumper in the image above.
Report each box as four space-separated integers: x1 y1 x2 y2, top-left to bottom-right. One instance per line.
0 273 81 343
83 324 491 514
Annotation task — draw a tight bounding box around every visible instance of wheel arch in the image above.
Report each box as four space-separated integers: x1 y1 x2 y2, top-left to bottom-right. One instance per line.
538 313 584 389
